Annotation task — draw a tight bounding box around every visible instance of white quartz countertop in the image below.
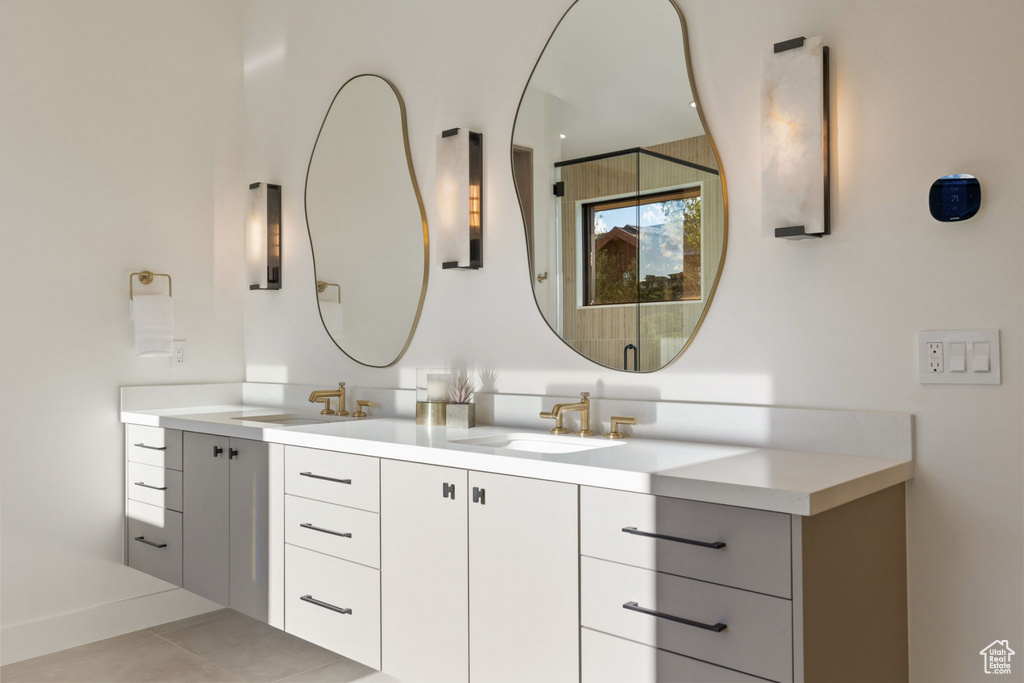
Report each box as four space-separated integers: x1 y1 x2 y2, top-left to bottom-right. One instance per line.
121 405 912 516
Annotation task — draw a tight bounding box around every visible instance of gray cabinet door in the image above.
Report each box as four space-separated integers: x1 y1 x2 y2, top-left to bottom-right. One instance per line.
229 437 269 622
468 472 579 683
183 432 230 606
380 460 468 683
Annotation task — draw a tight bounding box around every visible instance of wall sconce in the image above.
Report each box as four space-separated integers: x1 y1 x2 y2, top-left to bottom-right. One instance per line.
436 128 483 269
247 182 282 289
761 36 830 239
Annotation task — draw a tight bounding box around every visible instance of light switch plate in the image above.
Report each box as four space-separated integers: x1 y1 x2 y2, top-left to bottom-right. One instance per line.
919 330 1000 384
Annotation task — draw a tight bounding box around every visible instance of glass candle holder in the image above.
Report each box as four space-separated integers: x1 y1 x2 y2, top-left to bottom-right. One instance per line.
416 368 452 426
416 368 453 403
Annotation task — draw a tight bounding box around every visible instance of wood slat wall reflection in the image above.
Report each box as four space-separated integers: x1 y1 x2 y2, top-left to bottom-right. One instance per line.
557 135 724 372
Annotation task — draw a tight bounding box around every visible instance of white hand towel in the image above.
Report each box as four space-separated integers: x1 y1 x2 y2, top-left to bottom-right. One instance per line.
131 294 174 357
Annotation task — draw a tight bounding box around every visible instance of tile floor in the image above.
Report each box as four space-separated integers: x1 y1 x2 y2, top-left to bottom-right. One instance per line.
0 609 397 683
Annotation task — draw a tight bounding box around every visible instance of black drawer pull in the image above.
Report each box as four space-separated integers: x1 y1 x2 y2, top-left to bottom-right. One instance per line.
134 482 168 491
623 601 726 633
621 526 726 550
229 448 239 459
133 443 167 451
299 472 352 485
300 594 352 615
300 523 352 538
472 486 485 504
134 536 167 549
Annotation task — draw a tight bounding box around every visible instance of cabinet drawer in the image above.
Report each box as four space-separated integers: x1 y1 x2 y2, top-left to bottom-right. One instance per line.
126 425 182 471
127 500 182 586
127 462 182 511
582 627 763 683
285 545 380 669
581 556 792 682
285 495 380 568
581 487 791 598
285 446 379 512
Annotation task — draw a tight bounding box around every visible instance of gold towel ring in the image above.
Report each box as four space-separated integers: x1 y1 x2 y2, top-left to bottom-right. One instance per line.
130 271 172 300
316 280 341 303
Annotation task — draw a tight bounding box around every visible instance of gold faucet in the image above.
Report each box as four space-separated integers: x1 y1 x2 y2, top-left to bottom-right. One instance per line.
308 382 349 416
542 392 593 437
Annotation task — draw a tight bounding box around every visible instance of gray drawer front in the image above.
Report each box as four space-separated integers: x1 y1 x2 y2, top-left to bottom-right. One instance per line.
582 627 764 683
127 425 182 471
285 446 379 512
127 461 182 511
285 545 380 669
581 486 791 598
285 494 380 568
127 500 182 586
581 557 793 682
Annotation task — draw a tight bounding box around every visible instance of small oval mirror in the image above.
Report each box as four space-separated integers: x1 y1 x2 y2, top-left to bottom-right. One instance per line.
512 0 726 372
305 75 428 367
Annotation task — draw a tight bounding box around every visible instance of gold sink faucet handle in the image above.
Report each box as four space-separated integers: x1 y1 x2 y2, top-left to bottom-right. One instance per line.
540 410 568 435
605 416 638 439
353 400 373 419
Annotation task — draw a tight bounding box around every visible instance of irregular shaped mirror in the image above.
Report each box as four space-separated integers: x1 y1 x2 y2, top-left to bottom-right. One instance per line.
512 0 726 372
306 75 428 367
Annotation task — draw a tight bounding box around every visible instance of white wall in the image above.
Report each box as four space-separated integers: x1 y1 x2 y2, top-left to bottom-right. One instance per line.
0 0 245 654
241 1 1023 680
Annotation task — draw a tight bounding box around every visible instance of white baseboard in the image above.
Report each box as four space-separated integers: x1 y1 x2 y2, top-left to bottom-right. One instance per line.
0 588 221 666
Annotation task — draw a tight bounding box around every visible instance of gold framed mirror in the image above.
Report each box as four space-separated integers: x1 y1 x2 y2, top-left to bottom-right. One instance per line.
511 0 727 372
305 74 429 367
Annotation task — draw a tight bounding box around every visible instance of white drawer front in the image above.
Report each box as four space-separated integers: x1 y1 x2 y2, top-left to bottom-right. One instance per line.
285 446 379 512
127 462 182 511
582 627 763 683
581 557 792 683
126 425 182 471
285 545 380 669
127 500 182 586
581 487 791 598
285 495 380 568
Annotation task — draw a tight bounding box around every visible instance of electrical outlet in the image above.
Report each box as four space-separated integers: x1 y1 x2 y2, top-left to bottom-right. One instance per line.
172 340 186 368
926 342 943 373
919 330 1000 384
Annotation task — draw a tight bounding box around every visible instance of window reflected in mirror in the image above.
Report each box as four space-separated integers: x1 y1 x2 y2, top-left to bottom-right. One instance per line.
511 0 726 372
584 187 701 306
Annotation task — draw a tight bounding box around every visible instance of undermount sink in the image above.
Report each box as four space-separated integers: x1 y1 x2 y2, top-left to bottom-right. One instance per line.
231 413 348 426
450 433 623 454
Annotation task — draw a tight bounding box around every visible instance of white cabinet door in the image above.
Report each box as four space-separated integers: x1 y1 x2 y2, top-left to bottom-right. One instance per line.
183 432 230 606
380 460 468 683
229 437 269 622
468 472 579 683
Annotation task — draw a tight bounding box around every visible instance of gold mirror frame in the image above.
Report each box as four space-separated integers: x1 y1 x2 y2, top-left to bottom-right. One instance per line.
510 0 728 373
304 74 429 368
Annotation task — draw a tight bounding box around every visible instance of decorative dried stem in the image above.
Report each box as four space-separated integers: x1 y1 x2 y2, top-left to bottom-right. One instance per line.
448 374 476 404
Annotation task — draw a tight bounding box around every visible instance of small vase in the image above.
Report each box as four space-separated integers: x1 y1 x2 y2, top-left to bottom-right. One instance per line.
446 403 476 429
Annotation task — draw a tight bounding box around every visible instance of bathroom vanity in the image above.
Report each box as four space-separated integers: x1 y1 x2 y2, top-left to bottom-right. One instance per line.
121 386 912 683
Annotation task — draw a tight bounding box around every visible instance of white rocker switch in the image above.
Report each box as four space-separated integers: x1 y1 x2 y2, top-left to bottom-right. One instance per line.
949 342 967 372
974 342 991 372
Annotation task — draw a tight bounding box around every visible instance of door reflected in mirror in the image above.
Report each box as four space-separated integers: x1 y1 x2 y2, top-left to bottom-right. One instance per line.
512 0 726 372
305 75 428 367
